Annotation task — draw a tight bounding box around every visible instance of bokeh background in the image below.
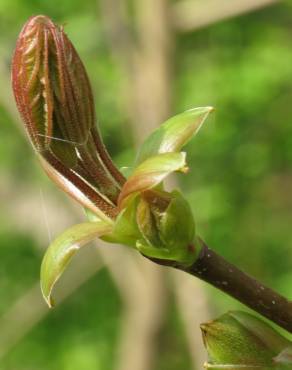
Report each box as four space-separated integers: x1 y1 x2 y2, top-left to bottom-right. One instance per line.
0 0 292 369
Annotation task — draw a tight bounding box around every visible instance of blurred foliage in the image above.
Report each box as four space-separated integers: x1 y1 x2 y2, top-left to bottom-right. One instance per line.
0 0 291 369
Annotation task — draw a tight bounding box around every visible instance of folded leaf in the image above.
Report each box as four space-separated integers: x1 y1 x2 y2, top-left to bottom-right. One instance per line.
118 152 187 208
41 221 112 307
136 107 213 164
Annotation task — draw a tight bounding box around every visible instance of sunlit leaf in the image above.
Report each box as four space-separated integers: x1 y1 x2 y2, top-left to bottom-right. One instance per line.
118 152 187 208
136 107 213 164
41 221 112 307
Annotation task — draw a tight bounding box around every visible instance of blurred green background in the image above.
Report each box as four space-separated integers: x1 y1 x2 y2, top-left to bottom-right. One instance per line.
0 0 291 369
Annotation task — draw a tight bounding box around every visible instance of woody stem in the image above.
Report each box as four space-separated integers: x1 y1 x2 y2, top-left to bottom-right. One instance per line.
151 238 292 333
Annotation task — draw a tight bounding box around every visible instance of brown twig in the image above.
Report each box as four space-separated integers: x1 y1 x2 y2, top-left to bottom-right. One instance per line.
151 238 292 333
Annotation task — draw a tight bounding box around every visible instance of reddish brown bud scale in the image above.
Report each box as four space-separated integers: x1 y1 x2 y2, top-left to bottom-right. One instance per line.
12 15 94 149
12 16 53 150
40 151 118 221
12 15 125 218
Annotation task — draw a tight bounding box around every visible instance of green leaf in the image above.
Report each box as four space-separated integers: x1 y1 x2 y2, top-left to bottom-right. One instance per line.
118 152 187 208
136 107 213 164
40 221 112 307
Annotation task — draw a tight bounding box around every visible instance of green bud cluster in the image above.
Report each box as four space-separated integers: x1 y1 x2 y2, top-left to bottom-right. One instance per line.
104 189 197 265
12 15 213 306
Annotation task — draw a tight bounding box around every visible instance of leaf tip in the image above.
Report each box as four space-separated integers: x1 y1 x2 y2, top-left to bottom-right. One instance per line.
41 282 55 308
40 276 55 309
47 297 55 309
186 105 214 113
181 165 189 174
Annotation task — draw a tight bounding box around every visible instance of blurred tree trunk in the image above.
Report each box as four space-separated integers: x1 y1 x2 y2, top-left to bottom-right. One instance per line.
129 0 172 138
172 0 279 32
99 2 170 370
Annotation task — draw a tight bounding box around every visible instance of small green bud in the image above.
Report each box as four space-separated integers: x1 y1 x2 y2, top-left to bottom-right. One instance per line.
201 311 292 368
135 190 197 264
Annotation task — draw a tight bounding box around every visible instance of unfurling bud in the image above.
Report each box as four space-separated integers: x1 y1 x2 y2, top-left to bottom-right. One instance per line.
136 189 196 264
12 18 213 305
201 311 292 369
12 15 92 151
12 15 125 220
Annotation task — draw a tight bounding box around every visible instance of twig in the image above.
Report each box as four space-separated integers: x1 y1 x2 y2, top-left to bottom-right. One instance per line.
152 238 292 333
